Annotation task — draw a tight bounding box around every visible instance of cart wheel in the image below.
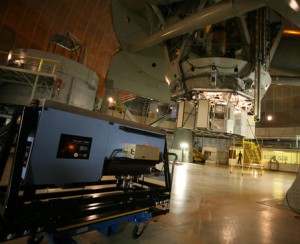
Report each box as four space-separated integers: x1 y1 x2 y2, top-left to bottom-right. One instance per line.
27 233 44 244
132 223 146 239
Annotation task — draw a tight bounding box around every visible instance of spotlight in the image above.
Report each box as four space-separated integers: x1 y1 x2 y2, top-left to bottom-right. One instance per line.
107 97 115 103
180 142 188 149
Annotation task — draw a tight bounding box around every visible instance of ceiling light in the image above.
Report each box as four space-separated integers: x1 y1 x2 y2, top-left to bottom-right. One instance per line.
288 0 300 11
165 75 171 85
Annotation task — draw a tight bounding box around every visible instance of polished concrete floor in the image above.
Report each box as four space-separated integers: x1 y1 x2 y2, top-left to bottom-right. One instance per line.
6 163 300 243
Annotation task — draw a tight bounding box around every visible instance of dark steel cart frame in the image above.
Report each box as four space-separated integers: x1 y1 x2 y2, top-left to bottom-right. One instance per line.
0 104 172 242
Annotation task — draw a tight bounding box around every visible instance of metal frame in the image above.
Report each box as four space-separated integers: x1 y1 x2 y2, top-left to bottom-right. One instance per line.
0 103 172 242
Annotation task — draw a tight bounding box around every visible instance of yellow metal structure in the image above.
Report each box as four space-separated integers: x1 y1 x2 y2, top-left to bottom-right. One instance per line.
192 148 205 164
230 138 264 175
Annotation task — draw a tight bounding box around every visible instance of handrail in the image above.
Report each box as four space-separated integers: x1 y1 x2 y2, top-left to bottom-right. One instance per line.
0 51 61 63
0 50 63 101
0 50 62 75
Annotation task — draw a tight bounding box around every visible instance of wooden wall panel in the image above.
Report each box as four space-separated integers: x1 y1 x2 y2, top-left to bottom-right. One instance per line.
0 0 119 99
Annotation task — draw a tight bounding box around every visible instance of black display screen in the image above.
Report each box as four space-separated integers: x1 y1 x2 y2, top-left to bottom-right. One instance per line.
56 134 92 159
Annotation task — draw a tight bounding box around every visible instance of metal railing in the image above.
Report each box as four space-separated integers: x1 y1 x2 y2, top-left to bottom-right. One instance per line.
0 50 62 101
0 50 61 75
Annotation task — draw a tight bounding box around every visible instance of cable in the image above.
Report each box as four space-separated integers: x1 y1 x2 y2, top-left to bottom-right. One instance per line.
109 149 124 159
185 59 211 70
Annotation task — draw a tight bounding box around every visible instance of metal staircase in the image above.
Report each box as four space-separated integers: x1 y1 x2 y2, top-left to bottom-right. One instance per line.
230 133 264 175
243 139 264 175
243 140 261 165
141 99 151 124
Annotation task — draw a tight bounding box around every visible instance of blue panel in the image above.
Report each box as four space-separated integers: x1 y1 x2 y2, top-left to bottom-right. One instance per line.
25 107 166 186
26 108 110 185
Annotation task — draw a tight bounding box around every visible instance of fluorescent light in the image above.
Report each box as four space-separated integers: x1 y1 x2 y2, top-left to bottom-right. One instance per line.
165 75 171 85
283 29 300 35
7 52 12 61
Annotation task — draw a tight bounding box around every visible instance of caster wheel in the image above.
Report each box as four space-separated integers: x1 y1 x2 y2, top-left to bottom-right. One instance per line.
132 223 146 239
27 234 44 244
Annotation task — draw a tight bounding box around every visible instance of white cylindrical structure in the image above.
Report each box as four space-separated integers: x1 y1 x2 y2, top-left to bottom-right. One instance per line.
0 49 99 111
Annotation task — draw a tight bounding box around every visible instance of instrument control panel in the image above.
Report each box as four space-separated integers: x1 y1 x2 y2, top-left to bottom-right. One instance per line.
57 134 92 159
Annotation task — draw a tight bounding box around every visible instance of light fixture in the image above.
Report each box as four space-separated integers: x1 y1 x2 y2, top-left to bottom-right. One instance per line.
7 52 12 62
283 29 300 35
234 65 238 72
107 97 115 103
180 142 188 162
288 0 300 11
180 142 188 149
267 115 273 121
165 75 171 85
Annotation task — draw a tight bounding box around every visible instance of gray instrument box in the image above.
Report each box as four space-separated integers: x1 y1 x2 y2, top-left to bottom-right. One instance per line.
124 144 160 160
